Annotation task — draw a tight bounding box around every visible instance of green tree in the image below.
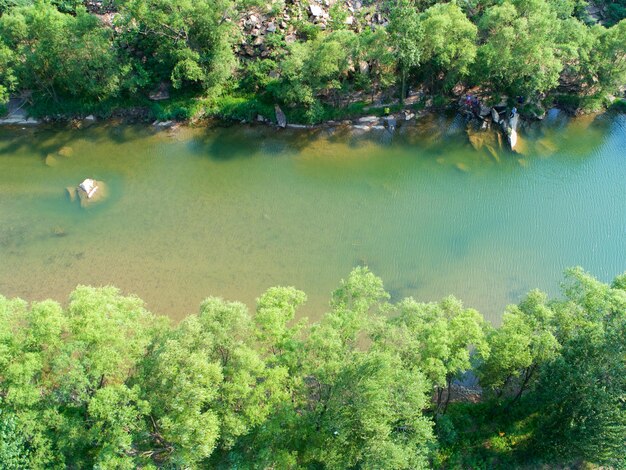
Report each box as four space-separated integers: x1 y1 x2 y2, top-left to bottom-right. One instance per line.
533 274 625 466
388 0 423 102
475 0 564 95
141 296 288 467
116 0 239 93
0 406 30 469
478 290 560 403
0 42 16 106
382 296 489 414
419 3 478 90
0 287 161 468
356 27 397 99
275 30 358 122
0 3 125 102
300 268 434 469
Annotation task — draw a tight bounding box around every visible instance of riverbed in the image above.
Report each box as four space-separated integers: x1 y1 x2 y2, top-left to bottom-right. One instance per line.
1 112 624 323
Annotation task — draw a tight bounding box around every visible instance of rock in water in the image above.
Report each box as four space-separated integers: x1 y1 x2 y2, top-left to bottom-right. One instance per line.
491 108 500 124
58 146 73 157
509 129 518 150
52 226 67 237
66 187 76 202
275 105 287 128
45 154 58 167
455 162 470 173
508 114 520 150
467 129 485 151
486 145 500 162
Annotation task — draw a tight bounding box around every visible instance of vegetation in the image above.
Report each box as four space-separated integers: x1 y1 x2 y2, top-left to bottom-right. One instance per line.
0 267 624 468
0 0 624 123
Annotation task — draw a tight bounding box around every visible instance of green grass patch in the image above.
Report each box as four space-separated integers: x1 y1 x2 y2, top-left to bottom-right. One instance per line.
28 95 151 119
205 95 276 123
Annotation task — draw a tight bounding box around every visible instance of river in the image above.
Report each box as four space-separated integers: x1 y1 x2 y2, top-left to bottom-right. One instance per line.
1 111 624 323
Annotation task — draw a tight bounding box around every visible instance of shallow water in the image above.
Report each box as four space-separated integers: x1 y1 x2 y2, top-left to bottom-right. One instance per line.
0 113 624 323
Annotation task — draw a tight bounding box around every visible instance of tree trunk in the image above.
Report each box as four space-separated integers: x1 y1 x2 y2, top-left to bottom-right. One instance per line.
509 364 536 407
442 375 453 414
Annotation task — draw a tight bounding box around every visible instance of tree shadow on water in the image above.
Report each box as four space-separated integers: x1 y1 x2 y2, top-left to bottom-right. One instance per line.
187 124 326 161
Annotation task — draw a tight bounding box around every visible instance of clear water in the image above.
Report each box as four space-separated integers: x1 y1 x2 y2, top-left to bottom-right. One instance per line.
1 113 624 323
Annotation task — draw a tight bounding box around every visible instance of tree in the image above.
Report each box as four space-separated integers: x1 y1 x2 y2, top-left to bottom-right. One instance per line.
533 281 625 466
0 42 16 106
419 3 478 90
308 351 434 469
478 290 560 403
0 287 162 468
116 0 239 93
475 0 564 95
254 286 307 370
299 268 434 469
0 406 30 470
141 296 288 467
388 0 423 102
0 3 125 102
275 30 358 122
381 296 489 414
356 27 397 99
590 20 626 95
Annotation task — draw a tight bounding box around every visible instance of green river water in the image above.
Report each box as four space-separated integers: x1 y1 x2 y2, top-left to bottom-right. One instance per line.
1 111 625 323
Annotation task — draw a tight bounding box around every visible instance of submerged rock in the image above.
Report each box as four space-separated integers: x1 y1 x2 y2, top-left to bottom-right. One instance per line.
52 226 67 237
455 162 470 172
58 146 73 157
45 154 58 167
467 129 486 151
66 186 76 202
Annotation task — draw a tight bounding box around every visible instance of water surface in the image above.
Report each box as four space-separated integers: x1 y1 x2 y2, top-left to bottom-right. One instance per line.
1 113 624 323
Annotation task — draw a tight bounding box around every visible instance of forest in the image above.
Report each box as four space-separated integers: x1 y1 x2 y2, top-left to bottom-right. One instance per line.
0 267 624 469
0 0 625 123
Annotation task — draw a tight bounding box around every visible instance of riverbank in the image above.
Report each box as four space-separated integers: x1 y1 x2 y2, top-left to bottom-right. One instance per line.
3 90 624 131
3 92 624 164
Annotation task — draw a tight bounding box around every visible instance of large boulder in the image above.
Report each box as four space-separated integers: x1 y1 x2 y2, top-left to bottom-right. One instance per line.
357 115 379 124
309 4 324 17
275 105 287 128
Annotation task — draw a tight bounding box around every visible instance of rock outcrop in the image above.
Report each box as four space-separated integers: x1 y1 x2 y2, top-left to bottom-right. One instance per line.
275 105 287 128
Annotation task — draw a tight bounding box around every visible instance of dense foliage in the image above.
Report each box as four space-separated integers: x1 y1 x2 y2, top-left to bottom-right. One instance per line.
0 0 624 121
1 267 624 469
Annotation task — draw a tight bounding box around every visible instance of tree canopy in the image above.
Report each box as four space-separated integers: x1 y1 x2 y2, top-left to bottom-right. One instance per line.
1 267 624 468
1 0 623 121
